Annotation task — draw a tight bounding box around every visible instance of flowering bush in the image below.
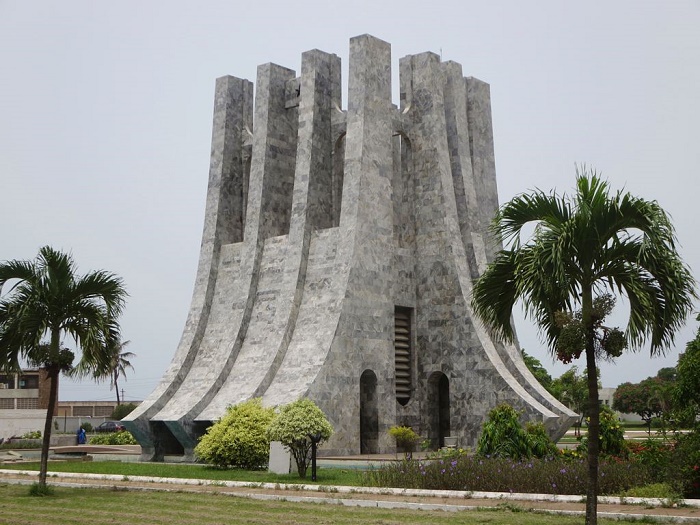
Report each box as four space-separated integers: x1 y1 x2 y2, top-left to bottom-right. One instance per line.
365 455 649 495
665 431 700 498
628 439 672 473
578 406 627 458
617 433 700 498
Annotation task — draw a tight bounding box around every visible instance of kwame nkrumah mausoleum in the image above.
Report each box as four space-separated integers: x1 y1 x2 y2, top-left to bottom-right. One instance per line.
124 34 576 460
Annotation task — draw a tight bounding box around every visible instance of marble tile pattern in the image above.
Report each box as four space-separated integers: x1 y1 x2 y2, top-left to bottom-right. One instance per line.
124 35 576 461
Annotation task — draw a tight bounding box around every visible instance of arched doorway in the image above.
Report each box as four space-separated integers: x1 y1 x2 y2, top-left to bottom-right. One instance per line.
359 369 379 454
428 372 450 448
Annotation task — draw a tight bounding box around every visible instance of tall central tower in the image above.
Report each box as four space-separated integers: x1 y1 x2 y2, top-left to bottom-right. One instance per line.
125 35 576 460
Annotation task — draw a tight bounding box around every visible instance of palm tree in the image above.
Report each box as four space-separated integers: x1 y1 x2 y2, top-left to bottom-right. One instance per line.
471 170 695 524
90 338 135 405
0 246 126 490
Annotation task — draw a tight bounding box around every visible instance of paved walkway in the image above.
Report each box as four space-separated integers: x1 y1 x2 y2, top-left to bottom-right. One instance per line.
2 468 700 523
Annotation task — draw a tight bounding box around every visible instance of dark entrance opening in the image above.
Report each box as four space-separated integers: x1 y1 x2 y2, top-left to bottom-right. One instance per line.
359 369 379 454
428 372 450 448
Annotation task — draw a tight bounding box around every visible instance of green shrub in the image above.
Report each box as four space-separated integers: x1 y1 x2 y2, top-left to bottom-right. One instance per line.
599 407 626 456
526 422 559 458
628 439 671 475
666 429 700 498
476 404 557 459
80 422 93 433
388 426 420 459
111 403 137 420
627 431 700 498
266 398 333 478
427 447 469 461
578 406 627 458
88 430 137 445
620 482 680 499
0 439 41 450
194 398 275 469
21 430 41 439
365 455 650 495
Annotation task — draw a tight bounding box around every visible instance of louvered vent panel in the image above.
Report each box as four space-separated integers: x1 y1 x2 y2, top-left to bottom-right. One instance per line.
395 307 412 406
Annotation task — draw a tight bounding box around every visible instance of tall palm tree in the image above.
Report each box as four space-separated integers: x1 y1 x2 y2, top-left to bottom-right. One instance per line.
0 246 127 489
79 339 136 406
110 339 135 406
471 170 695 524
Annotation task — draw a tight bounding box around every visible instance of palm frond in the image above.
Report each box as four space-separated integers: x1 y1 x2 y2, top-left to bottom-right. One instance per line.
472 168 696 361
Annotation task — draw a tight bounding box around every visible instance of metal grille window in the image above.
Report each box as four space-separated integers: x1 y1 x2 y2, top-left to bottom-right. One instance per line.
395 306 413 406
16 398 38 409
94 406 114 417
0 398 15 409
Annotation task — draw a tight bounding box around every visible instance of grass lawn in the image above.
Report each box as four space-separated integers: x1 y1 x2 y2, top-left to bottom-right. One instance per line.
1 461 364 486
0 484 628 525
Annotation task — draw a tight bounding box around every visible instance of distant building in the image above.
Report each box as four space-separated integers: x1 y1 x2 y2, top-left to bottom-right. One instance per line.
56 400 141 418
0 368 51 440
599 387 642 422
54 400 143 434
0 368 51 410
0 369 144 439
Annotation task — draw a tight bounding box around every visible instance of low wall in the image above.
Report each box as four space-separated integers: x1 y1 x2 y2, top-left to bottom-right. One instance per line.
0 409 47 441
53 416 110 434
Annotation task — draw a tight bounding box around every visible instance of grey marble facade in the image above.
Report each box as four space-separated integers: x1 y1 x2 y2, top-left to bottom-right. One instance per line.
124 35 576 460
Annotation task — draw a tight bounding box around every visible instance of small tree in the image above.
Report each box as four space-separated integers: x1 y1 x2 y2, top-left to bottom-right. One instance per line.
111 402 137 420
675 314 700 419
549 365 593 437
266 398 333 478
614 379 661 433
388 426 420 459
614 367 678 434
521 349 553 392
194 398 275 469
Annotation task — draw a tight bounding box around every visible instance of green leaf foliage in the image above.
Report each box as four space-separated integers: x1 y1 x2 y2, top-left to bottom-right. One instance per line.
675 314 700 414
111 402 138 420
194 398 275 469
476 403 557 459
388 426 420 459
613 367 678 433
578 406 626 457
520 350 553 391
266 398 333 478
88 430 137 445
470 170 696 523
525 421 559 458
0 246 127 489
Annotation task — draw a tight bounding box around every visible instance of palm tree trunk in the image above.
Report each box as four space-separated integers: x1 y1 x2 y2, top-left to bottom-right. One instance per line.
583 287 599 525
114 370 120 405
39 367 59 488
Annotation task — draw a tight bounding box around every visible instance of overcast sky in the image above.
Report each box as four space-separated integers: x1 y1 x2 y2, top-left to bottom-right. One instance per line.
2 1 699 402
